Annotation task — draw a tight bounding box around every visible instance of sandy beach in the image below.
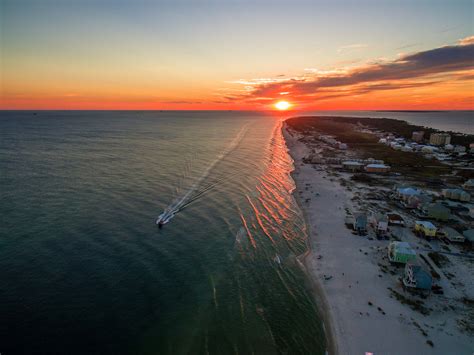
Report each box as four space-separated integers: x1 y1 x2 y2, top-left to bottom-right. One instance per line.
283 123 474 355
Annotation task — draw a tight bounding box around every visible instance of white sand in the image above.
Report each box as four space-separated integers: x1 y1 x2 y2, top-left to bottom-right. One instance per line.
283 125 474 355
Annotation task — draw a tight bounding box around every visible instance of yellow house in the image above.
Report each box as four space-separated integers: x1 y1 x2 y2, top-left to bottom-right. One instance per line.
414 220 437 237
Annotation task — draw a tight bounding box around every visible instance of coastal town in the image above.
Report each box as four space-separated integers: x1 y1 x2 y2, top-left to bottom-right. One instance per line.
283 116 474 355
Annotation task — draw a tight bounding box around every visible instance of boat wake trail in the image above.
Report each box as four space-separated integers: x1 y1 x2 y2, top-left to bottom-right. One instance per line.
156 124 250 225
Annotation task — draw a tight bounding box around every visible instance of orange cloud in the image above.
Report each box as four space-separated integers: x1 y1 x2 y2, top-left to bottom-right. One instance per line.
226 36 474 110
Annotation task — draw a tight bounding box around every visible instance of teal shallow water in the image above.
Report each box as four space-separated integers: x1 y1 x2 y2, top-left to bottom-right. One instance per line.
0 111 325 354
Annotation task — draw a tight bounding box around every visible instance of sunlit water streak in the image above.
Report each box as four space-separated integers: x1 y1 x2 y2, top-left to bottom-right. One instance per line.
0 111 325 355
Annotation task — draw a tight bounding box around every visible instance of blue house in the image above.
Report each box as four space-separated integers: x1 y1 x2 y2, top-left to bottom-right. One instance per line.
403 263 432 291
353 213 368 233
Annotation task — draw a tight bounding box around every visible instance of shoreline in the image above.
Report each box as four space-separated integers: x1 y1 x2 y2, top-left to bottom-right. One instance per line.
284 123 338 355
282 121 474 354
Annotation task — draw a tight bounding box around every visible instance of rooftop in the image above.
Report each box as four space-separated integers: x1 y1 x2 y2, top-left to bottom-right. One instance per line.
415 220 436 229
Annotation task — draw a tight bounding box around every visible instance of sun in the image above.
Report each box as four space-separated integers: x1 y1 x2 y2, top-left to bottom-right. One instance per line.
275 100 291 110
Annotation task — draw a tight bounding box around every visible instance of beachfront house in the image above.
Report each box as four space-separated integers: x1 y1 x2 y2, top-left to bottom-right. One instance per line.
463 179 474 191
414 220 437 238
411 131 424 142
342 161 364 172
388 241 417 264
441 227 465 243
365 163 390 173
304 153 323 164
425 203 451 221
403 263 433 291
353 213 368 234
442 188 471 202
390 142 402 150
396 187 420 201
463 229 474 247
387 213 405 226
370 213 388 236
454 145 466 153
407 194 432 209
421 146 436 154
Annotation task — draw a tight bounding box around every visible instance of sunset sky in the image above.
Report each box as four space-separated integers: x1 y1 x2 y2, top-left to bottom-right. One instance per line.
1 0 473 110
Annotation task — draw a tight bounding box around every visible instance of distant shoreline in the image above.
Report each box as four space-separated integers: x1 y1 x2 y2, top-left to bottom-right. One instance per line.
376 110 447 113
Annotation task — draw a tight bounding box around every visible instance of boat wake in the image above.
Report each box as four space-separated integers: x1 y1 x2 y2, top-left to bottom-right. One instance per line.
156 123 250 226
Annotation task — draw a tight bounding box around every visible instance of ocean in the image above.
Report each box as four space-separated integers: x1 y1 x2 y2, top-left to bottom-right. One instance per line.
0 111 325 355
1 110 470 354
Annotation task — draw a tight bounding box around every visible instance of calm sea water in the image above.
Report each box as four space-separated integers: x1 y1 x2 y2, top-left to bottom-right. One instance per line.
0 111 325 355
308 110 474 134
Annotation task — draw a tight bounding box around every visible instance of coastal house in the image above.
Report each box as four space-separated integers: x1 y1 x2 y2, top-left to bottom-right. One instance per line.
370 213 388 235
364 158 385 165
414 220 437 238
425 203 451 221
407 194 432 209
342 161 364 172
459 191 471 202
412 131 424 143
421 146 436 154
390 142 402 150
365 164 390 173
388 241 417 264
396 187 420 202
403 263 433 291
304 154 323 164
353 213 368 234
387 213 405 226
463 179 474 191
454 145 466 153
345 215 355 228
442 188 471 202
463 229 474 247
440 227 465 243
444 144 454 151
434 153 451 161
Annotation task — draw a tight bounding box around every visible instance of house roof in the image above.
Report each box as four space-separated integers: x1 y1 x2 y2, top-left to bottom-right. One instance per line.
427 203 450 213
445 188 469 195
342 161 364 166
366 164 389 168
408 264 432 288
463 229 474 241
442 226 461 237
415 220 436 229
387 213 404 221
464 179 474 187
372 213 388 222
392 241 416 255
408 194 431 203
397 187 420 196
